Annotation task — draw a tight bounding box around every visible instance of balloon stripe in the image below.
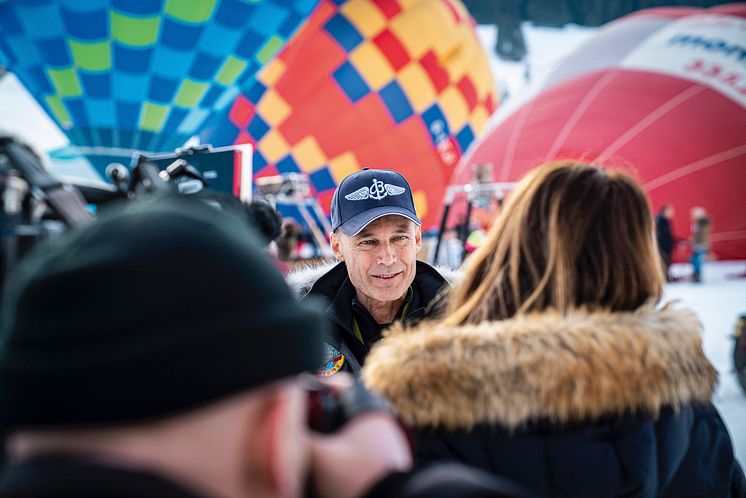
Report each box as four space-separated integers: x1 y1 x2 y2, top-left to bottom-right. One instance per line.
543 70 618 163
500 98 536 182
710 231 746 243
642 143 746 192
595 84 703 163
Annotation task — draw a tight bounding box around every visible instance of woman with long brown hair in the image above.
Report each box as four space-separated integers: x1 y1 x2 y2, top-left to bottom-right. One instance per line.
363 161 744 497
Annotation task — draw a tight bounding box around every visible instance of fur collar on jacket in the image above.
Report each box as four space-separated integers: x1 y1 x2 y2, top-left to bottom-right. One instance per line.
286 262 334 298
286 261 460 299
362 306 718 431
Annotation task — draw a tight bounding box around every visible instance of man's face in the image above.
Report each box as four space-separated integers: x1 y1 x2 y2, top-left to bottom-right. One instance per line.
331 216 422 306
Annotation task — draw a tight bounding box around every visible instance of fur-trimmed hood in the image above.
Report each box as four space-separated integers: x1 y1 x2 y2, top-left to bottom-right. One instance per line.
362 306 718 431
286 261 460 299
287 262 337 299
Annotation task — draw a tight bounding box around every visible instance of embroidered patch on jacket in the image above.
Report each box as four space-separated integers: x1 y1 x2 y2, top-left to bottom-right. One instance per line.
318 344 345 376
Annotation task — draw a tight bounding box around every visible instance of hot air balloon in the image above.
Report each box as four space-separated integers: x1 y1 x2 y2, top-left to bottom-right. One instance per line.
0 0 319 176
451 4 746 261
200 0 498 230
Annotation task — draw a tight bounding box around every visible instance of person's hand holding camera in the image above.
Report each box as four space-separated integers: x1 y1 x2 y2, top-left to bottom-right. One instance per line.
306 374 413 498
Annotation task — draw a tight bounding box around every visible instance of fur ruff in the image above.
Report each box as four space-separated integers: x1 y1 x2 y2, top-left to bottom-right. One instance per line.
286 262 335 298
362 307 718 430
286 262 460 299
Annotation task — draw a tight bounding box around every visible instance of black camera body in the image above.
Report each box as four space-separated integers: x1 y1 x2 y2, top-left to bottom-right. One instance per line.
0 139 252 289
305 377 393 434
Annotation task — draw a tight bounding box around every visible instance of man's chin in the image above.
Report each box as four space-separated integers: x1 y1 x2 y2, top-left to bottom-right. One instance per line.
367 283 409 303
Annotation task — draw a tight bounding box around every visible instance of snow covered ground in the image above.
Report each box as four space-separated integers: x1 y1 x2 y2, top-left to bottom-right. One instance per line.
666 261 746 463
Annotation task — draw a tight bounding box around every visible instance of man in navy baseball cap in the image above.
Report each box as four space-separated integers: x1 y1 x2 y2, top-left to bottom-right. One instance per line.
297 168 448 376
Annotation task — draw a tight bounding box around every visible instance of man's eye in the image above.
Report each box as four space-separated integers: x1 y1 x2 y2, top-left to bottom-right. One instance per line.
360 240 375 246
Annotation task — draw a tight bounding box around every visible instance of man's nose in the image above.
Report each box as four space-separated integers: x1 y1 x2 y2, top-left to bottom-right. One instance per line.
377 242 397 265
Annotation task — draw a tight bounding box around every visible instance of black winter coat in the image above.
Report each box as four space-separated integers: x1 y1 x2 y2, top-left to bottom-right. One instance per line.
655 213 674 255
655 213 676 259
0 457 202 498
0 457 537 498
363 307 746 498
292 261 447 375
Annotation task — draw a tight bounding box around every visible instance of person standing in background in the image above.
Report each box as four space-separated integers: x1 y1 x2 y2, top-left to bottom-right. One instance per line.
655 204 675 281
690 206 711 283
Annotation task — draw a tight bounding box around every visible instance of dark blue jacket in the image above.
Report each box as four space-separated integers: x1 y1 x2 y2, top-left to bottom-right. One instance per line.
0 457 538 498
655 213 674 255
295 261 447 375
363 307 745 498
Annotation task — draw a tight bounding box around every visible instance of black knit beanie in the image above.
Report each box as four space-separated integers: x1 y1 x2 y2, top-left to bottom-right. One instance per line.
0 195 324 430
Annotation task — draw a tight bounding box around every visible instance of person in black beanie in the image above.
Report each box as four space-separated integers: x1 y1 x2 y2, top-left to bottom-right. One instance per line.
0 195 534 498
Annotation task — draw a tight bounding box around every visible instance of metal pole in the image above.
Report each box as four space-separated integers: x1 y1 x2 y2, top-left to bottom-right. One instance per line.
433 185 460 265
432 203 451 265
461 198 474 254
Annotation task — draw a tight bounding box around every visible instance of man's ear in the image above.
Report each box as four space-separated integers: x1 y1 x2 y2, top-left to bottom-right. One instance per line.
330 231 344 261
245 387 307 498
414 226 422 252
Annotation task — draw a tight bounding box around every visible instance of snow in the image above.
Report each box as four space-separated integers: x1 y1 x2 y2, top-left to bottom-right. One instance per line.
0 73 68 152
476 23 597 126
665 261 746 463
477 23 596 100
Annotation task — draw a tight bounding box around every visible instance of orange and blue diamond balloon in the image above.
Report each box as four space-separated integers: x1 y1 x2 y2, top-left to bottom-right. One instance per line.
200 0 499 230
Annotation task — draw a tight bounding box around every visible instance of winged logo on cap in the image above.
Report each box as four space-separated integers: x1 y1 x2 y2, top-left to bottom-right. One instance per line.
345 179 406 201
344 187 371 201
385 184 406 195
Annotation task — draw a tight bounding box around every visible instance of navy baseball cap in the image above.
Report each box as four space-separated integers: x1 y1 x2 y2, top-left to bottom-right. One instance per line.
331 168 421 236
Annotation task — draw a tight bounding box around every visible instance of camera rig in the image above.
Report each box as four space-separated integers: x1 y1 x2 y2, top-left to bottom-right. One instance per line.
0 138 240 289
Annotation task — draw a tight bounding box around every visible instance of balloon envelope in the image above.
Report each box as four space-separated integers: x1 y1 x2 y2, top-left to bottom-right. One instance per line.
452 5 746 261
0 0 318 176
201 0 498 229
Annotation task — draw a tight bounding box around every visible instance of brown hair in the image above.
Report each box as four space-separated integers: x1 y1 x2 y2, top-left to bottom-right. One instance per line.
445 161 664 325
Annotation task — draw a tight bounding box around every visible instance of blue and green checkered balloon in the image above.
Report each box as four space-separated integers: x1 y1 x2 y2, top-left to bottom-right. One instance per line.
0 0 317 168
